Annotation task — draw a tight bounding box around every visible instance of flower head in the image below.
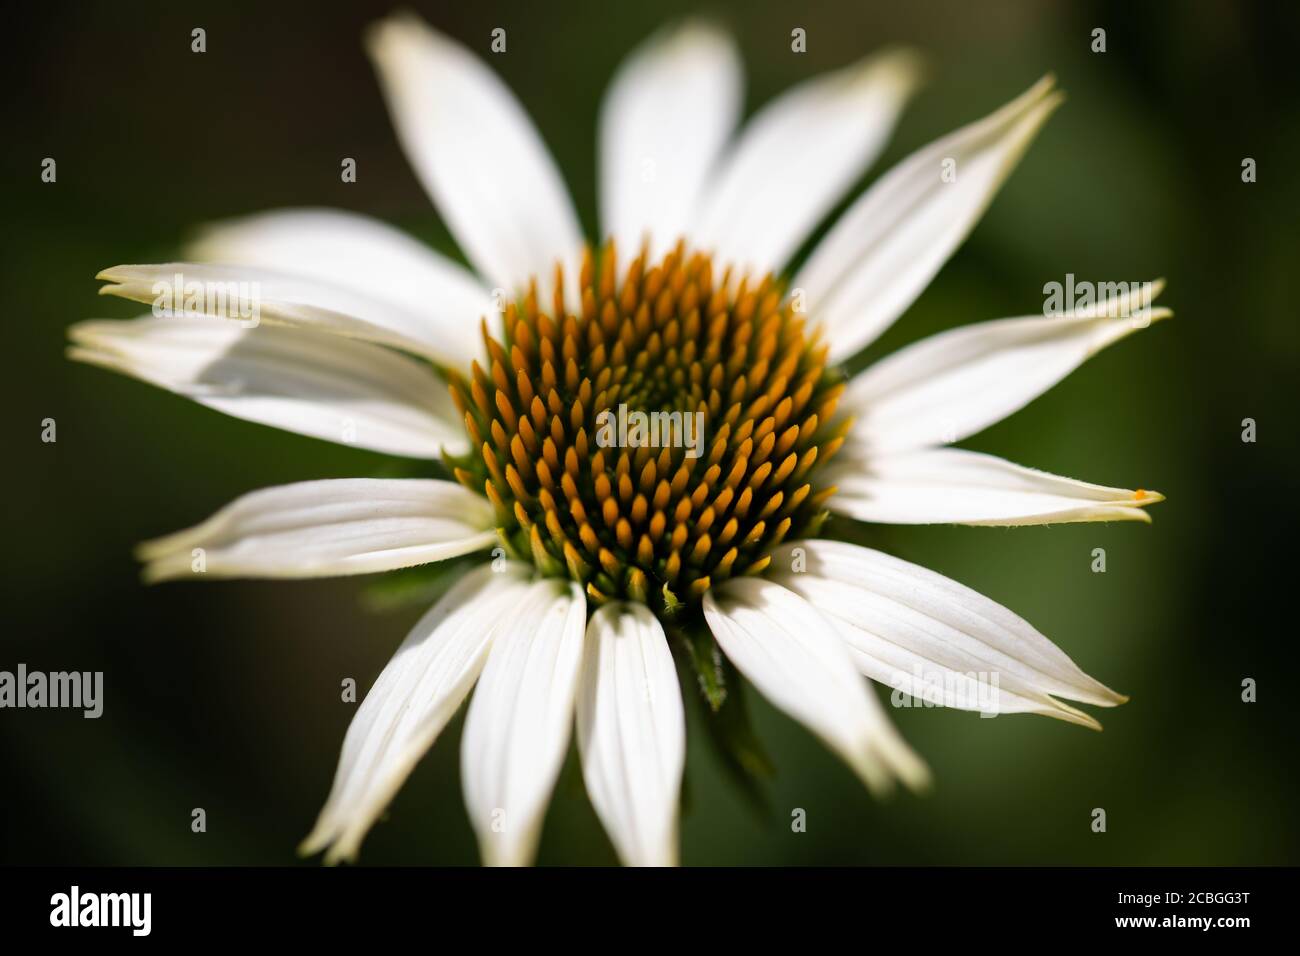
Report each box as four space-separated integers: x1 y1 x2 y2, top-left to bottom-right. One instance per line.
70 13 1167 866
448 242 844 611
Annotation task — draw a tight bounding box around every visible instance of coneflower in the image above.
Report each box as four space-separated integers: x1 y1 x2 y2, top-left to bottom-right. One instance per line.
68 13 1167 866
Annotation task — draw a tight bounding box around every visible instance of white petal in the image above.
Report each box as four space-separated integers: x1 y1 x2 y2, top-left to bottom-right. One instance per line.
825 446 1164 527
842 283 1170 453
769 540 1126 727
599 21 742 264
704 577 929 794
367 13 583 301
577 603 685 867
188 208 493 371
68 314 465 459
301 562 533 863
136 478 497 582
96 262 464 367
693 48 923 278
460 578 587 866
795 75 1063 362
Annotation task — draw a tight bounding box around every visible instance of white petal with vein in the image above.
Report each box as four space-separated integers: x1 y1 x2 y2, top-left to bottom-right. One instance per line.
599 21 742 264
189 208 492 371
301 562 533 863
367 13 583 301
704 577 929 794
69 314 465 459
693 48 923 278
96 262 462 366
843 283 1169 453
825 446 1163 526
578 603 685 866
136 478 497 582
769 540 1126 727
461 578 587 866
795 75 1062 362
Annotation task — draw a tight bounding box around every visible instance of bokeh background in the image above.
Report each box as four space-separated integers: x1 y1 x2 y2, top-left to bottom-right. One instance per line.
3 0 1297 865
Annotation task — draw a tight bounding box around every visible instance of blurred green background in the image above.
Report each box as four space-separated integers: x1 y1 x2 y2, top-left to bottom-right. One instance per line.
3 0 1297 866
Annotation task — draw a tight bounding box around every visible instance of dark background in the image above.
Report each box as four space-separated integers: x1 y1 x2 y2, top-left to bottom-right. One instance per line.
2 0 1296 865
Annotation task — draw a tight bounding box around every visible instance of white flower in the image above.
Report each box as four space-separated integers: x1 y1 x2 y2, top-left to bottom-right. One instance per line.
69 14 1168 866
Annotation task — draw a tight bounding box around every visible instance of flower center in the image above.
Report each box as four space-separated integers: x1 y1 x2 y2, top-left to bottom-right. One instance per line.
448 240 847 615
